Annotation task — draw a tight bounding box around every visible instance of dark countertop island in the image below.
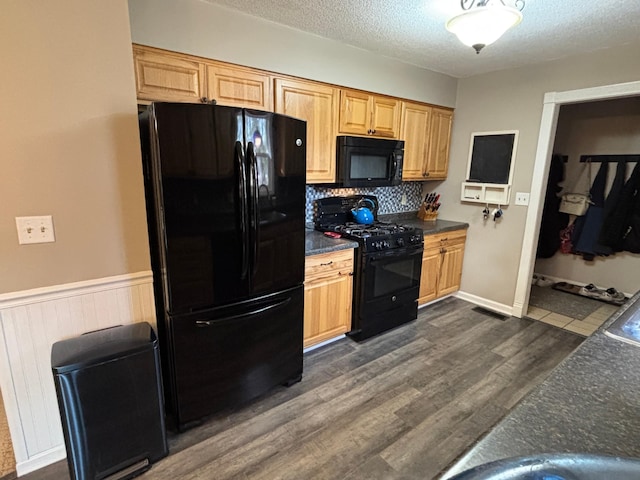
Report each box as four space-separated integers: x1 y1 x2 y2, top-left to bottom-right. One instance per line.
442 290 640 478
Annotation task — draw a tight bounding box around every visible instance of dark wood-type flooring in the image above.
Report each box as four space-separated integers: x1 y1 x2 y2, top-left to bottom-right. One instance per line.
20 297 583 480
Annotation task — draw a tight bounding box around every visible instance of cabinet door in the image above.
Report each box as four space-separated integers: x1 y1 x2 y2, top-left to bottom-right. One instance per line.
400 102 432 180
303 250 354 347
206 63 272 110
438 241 465 297
133 45 205 103
426 108 453 180
339 89 371 135
370 96 400 138
418 247 440 305
275 78 339 183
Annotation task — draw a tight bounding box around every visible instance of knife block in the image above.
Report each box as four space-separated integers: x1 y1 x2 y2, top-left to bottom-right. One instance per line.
417 202 438 222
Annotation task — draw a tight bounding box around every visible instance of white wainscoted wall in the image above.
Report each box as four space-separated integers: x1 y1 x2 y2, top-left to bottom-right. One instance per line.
0 272 156 476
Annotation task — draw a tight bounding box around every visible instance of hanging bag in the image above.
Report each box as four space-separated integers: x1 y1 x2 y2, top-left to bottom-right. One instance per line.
559 160 592 216
559 193 591 216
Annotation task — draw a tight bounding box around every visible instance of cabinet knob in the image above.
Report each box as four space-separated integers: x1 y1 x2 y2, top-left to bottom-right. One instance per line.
371 129 376 134
200 97 209 103
424 172 430 177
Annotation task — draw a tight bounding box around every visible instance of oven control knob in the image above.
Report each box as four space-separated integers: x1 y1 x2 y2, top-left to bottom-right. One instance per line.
397 238 405 247
383 241 390 249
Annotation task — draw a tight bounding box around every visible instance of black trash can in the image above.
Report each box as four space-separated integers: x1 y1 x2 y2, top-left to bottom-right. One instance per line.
51 322 168 480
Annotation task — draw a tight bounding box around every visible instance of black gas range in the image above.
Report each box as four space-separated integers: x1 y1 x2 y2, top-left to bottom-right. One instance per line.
314 195 424 341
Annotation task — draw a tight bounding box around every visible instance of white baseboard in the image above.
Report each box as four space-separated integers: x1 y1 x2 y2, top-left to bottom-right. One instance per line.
16 445 66 477
454 290 514 317
303 334 346 353
0 271 155 476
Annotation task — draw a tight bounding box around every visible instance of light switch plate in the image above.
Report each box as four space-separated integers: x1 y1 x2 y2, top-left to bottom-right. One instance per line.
16 216 55 244
515 192 530 206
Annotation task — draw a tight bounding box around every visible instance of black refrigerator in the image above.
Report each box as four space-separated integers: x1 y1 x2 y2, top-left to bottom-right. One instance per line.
139 102 306 430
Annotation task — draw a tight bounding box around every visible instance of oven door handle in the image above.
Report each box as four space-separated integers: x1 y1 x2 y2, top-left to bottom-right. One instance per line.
367 246 423 262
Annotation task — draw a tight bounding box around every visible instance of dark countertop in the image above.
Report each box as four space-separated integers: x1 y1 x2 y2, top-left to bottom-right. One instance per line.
305 229 358 256
378 212 468 235
305 213 469 257
442 290 640 479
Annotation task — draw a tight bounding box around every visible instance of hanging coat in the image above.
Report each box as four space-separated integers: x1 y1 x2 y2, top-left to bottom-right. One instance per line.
599 162 640 251
537 154 568 258
622 166 640 253
594 161 627 256
574 162 608 260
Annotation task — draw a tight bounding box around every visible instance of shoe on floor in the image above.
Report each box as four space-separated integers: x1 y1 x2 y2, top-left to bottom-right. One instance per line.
536 276 555 288
580 283 603 298
605 287 626 301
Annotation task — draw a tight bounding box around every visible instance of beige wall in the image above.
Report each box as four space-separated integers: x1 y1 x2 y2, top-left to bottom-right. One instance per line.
127 0 458 107
0 1 150 293
535 98 640 295
437 43 640 308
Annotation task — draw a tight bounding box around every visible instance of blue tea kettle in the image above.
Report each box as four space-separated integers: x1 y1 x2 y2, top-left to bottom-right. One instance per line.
351 198 375 225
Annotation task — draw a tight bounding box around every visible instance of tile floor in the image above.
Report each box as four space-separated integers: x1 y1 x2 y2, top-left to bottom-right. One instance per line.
526 302 619 337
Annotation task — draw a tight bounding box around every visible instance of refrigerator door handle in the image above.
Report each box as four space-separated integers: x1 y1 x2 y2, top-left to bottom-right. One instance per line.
246 141 260 277
194 297 292 327
235 141 250 279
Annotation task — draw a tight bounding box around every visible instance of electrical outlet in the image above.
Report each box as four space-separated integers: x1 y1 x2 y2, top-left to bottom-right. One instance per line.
16 216 55 244
400 193 408 205
515 192 530 206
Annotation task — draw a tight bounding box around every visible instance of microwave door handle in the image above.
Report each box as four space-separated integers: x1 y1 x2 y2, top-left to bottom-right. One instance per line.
391 152 398 178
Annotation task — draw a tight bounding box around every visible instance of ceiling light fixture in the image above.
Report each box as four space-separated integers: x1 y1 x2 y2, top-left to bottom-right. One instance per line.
446 0 525 54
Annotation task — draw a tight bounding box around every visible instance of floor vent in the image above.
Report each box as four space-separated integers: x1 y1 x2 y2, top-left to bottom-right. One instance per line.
472 306 508 321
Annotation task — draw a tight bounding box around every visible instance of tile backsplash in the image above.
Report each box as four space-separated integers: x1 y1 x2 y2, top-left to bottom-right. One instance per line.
306 182 423 223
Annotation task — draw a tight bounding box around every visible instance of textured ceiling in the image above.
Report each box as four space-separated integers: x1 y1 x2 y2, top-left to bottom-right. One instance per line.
202 0 640 78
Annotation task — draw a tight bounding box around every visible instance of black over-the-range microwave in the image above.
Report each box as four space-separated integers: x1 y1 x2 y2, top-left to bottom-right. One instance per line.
335 136 404 187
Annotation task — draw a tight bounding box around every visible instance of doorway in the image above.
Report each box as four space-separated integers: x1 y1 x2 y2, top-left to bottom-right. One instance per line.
512 81 640 319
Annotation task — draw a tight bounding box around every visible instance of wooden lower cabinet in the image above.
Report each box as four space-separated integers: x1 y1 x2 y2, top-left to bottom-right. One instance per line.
303 249 354 348
418 229 467 305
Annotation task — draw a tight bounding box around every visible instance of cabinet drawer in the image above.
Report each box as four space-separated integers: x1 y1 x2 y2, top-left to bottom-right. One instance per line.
305 249 354 284
423 229 467 250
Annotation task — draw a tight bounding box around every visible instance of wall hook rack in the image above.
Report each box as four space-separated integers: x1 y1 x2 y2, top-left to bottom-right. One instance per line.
580 154 640 163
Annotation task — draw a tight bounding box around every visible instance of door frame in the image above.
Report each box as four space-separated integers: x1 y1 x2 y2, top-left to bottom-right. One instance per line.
512 80 640 318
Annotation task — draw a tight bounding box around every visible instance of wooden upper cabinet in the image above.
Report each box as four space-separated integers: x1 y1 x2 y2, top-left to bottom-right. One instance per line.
205 63 272 110
371 96 401 138
339 89 399 138
274 78 339 184
133 45 272 109
400 101 432 180
400 102 453 180
133 45 205 103
426 108 454 180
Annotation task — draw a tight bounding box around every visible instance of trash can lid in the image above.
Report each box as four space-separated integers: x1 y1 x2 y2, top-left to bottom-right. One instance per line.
51 322 157 373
